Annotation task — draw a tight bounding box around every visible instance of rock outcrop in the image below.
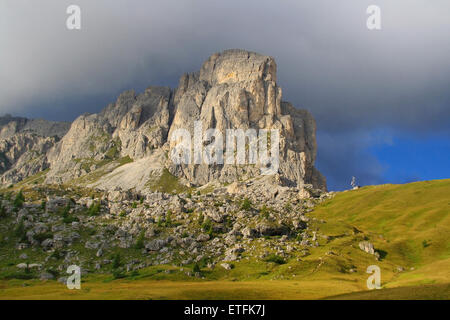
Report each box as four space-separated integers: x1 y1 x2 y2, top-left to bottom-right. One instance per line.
0 115 70 140
0 115 70 184
168 49 325 189
45 87 173 183
1 49 326 192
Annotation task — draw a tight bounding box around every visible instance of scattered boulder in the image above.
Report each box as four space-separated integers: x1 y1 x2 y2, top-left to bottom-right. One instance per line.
359 241 375 255
359 241 381 260
220 263 232 270
96 248 103 257
40 272 55 281
85 241 101 250
196 234 210 242
145 239 168 251
242 227 257 239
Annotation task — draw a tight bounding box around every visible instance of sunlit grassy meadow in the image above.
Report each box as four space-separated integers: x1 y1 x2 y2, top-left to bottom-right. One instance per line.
1 179 448 300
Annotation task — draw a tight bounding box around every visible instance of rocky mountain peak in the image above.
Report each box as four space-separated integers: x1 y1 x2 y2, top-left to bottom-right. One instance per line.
199 49 277 85
168 50 325 190
0 49 326 193
0 115 70 140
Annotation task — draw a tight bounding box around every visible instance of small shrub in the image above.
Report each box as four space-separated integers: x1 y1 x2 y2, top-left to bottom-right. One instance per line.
46 267 59 278
0 271 34 280
50 249 64 260
198 213 204 226
119 210 127 218
197 256 211 269
264 254 286 265
260 205 270 219
14 220 27 241
283 203 292 213
13 190 25 210
0 205 7 219
422 240 431 248
33 232 53 243
241 198 252 211
193 263 201 273
134 231 145 249
61 204 78 224
63 215 79 224
129 270 139 278
112 269 125 279
166 210 173 227
112 253 121 269
223 216 233 230
61 204 70 216
201 218 212 234
87 202 101 216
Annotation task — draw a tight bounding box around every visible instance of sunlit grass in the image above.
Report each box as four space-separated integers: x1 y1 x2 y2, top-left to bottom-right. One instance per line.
0 179 448 299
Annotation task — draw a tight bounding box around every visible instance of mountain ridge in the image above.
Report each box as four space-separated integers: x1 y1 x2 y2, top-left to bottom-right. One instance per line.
0 49 326 194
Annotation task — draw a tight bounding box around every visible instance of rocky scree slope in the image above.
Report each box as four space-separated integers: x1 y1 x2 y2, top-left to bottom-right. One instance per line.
0 178 334 282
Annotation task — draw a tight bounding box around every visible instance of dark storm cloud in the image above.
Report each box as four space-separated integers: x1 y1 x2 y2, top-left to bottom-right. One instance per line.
1 0 449 189
316 130 393 190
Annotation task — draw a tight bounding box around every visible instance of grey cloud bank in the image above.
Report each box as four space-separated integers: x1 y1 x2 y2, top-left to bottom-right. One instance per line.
1 0 449 189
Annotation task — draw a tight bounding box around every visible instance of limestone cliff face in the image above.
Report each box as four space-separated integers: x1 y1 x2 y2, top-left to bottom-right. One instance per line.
45 87 173 183
168 49 326 190
0 116 70 184
1 50 326 191
0 115 70 140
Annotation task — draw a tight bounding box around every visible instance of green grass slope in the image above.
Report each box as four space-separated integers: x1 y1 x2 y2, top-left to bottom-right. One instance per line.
313 179 450 291
0 179 448 300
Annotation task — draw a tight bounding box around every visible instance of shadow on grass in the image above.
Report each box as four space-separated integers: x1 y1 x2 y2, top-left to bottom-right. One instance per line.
376 249 388 261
